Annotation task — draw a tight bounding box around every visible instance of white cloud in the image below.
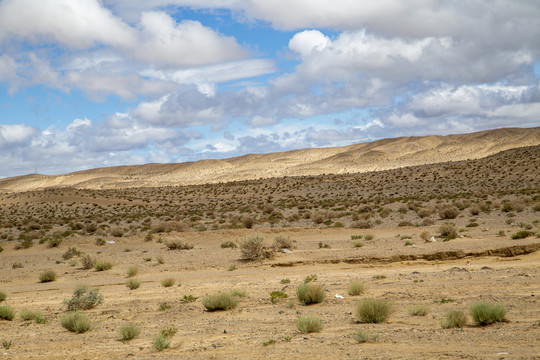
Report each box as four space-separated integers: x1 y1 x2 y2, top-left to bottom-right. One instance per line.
0 124 39 146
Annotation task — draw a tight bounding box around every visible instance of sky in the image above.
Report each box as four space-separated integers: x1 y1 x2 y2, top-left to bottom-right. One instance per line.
0 1 539 178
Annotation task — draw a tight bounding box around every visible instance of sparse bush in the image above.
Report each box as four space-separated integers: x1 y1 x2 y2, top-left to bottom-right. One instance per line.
408 305 430 316
95 238 106 246
511 230 535 239
165 240 193 250
153 334 170 351
126 266 138 278
240 235 274 260
296 283 325 305
441 309 467 328
469 205 480 215
272 235 294 250
181 295 198 303
94 260 113 271
156 254 165 264
119 322 141 341
110 228 124 237
161 278 175 287
353 329 378 343
62 247 81 260
159 302 171 311
126 278 141 290
39 270 56 283
347 281 365 296
303 274 318 283
0 291 6 302
202 292 239 311
438 206 460 220
364 234 374 241
0 305 15 320
47 237 63 248
61 311 91 333
242 217 255 229
19 309 45 322
12 262 24 269
469 302 507 326
355 298 392 323
439 222 457 241
65 286 103 311
296 315 323 333
353 241 364 248
221 241 237 249
270 290 289 303
80 255 96 269
351 220 371 229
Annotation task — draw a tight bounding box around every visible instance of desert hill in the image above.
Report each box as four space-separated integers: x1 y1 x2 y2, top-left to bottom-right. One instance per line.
1 126 539 192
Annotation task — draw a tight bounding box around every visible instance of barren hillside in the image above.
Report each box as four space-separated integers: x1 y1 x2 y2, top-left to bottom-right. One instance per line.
1 127 539 192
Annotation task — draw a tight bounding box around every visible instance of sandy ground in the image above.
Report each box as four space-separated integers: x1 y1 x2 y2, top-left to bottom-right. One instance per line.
1 226 539 360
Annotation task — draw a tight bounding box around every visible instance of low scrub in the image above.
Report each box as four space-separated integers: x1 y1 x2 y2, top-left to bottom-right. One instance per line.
347 281 365 296
441 309 467 328
0 290 6 302
221 241 237 249
0 305 16 321
438 205 460 220
94 260 113 271
165 240 194 250
439 222 457 241
161 278 175 287
65 285 103 311
408 305 430 316
353 329 379 343
153 334 170 351
80 255 96 270
355 298 392 323
20 309 46 323
469 302 507 326
296 283 325 305
240 235 274 261
61 311 91 333
296 315 323 333
272 235 294 250
39 270 57 283
511 230 535 239
119 322 141 341
126 278 141 290
126 266 138 278
202 292 239 311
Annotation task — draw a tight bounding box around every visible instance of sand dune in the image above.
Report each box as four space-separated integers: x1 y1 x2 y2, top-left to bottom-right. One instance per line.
1 127 539 192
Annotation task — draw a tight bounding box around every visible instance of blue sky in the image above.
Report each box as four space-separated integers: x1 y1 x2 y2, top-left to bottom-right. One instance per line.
0 1 539 178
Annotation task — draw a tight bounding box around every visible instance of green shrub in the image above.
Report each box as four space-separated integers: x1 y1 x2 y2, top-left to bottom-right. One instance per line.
159 302 171 311
202 292 239 311
270 290 288 303
352 241 364 248
347 281 365 296
61 311 91 333
153 334 170 351
303 274 317 283
441 309 467 328
408 305 430 316
364 234 374 241
65 285 103 311
181 295 198 303
0 305 16 320
221 241 237 249
0 290 6 302
119 322 141 341
161 278 175 287
296 283 325 305
355 298 392 323
353 329 378 343
19 309 46 323
511 230 535 239
94 260 113 271
296 315 323 333
156 254 165 264
165 240 193 250
469 302 507 326
160 327 177 338
62 247 81 260
126 278 141 290
126 266 138 278
39 270 57 282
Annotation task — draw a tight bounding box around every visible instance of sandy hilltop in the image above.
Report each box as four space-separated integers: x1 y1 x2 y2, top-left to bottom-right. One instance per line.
1 126 539 192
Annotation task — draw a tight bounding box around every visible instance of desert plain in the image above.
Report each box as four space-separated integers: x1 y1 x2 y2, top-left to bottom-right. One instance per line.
0 128 539 359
